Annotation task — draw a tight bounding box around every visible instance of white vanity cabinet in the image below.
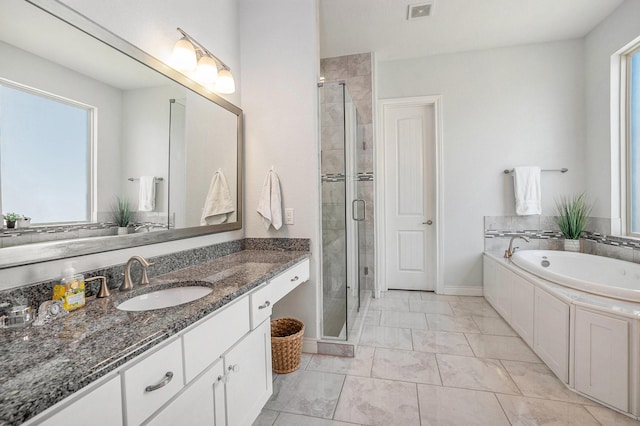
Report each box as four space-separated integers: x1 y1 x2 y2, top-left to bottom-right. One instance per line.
575 307 629 411
27 257 310 426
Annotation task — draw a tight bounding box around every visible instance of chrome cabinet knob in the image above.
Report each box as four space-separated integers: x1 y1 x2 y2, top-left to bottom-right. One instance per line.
422 220 433 225
258 301 271 309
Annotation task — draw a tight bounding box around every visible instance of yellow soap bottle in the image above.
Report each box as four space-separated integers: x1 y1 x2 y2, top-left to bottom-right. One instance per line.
52 265 86 311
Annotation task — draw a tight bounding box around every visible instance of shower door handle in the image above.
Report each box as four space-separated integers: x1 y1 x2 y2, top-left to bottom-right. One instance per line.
352 199 366 221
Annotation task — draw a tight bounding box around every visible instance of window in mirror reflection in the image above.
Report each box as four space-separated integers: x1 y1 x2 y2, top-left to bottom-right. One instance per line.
0 80 93 224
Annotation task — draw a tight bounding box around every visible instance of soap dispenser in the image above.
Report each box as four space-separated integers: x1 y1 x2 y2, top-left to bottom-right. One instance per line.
52 263 86 311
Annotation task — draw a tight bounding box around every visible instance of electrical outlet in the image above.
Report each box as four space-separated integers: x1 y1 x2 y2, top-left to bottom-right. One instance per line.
284 208 294 225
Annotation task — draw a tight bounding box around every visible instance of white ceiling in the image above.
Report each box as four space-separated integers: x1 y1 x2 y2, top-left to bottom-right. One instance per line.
319 0 625 61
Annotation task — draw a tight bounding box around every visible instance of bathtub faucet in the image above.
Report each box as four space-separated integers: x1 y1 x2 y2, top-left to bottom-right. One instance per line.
504 235 530 258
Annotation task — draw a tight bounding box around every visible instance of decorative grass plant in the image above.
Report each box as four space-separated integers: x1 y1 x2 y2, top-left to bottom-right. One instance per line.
555 193 592 240
111 197 132 227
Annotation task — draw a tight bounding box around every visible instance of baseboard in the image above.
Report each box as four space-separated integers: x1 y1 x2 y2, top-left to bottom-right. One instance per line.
301 337 318 354
441 286 483 296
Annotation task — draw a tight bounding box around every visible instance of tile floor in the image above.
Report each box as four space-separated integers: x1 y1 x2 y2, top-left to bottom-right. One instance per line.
254 291 640 425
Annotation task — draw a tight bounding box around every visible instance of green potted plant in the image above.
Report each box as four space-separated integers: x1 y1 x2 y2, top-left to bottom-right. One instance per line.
3 212 22 229
555 193 592 252
111 197 132 235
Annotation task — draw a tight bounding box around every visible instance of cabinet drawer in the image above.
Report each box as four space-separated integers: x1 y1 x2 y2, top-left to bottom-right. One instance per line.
123 338 184 426
183 297 250 382
268 259 310 303
250 283 273 328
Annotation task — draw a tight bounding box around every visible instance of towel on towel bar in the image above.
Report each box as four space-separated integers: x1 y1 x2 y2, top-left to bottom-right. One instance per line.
257 169 283 230
138 176 156 212
200 170 235 225
513 166 541 215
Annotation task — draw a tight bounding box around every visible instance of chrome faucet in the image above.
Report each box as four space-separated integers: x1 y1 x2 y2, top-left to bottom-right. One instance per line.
120 255 154 291
504 235 530 258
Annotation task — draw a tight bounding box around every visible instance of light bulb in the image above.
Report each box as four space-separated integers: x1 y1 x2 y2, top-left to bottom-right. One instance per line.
195 55 219 86
216 69 235 94
171 37 197 71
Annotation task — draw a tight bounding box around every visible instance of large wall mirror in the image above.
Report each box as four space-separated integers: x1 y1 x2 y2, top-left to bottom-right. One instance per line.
0 0 242 268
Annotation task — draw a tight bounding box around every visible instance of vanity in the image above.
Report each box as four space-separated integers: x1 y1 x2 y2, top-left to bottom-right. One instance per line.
0 248 310 425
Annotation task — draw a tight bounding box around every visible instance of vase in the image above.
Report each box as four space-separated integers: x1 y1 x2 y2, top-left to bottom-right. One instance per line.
5 220 15 229
564 239 581 252
117 226 129 235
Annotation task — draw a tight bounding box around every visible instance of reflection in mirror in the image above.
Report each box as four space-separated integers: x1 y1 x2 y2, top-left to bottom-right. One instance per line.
0 0 242 267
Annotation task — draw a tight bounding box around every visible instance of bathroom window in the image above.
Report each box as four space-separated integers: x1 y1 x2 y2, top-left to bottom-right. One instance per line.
0 80 93 224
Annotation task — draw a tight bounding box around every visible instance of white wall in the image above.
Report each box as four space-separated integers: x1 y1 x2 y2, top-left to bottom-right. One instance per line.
0 0 243 287
584 0 640 222
378 40 586 289
239 0 320 338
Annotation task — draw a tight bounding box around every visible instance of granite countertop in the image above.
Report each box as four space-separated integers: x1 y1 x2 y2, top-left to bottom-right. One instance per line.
0 249 310 425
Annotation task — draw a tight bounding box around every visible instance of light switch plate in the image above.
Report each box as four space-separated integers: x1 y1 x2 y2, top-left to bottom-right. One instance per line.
284 208 294 225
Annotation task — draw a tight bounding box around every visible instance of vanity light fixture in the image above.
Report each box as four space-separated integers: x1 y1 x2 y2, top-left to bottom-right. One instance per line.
170 28 235 94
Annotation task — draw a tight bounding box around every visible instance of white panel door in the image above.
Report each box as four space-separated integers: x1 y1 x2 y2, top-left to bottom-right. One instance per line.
384 104 435 290
575 308 629 411
533 288 570 383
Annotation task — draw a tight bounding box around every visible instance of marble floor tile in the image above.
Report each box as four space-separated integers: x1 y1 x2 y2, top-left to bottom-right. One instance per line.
417 384 510 426
379 311 428 329
436 354 520 394
253 408 279 426
496 394 600 425
273 412 358 426
421 293 459 302
369 297 410 311
425 314 481 333
409 299 454 315
502 360 595 405
363 309 381 326
449 301 500 317
472 315 517 336
456 296 493 307
300 353 313 369
465 334 540 362
382 290 423 299
265 370 345 419
411 329 474 356
584 405 640 425
358 325 413 350
371 348 441 385
307 345 374 377
334 376 420 425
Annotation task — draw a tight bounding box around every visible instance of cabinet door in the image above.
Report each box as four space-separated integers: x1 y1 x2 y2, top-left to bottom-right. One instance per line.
224 319 273 426
575 308 629 411
510 275 534 347
482 256 497 305
494 265 512 321
147 359 226 426
533 288 569 383
40 376 122 426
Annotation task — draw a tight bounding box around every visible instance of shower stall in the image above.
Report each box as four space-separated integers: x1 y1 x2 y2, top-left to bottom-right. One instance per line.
319 81 370 341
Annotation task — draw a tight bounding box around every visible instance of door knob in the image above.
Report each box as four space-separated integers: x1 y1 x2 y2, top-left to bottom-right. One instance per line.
422 220 433 225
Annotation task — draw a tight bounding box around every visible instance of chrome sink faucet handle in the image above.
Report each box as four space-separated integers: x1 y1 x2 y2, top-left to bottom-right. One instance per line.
504 235 530 258
120 255 154 291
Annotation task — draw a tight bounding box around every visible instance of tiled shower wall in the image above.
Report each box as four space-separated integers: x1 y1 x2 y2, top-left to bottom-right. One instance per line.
321 53 375 290
484 215 640 263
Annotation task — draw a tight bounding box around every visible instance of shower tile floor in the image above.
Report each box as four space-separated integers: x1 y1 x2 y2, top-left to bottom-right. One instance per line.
254 291 640 426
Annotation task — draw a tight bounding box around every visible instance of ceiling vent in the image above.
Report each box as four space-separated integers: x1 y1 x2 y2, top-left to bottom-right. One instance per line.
407 2 434 20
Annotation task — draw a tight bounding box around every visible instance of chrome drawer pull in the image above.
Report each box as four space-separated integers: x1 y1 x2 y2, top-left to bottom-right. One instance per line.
145 371 173 392
290 276 299 282
258 301 271 309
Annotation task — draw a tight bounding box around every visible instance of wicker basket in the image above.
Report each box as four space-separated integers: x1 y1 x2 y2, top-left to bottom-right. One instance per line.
271 318 305 374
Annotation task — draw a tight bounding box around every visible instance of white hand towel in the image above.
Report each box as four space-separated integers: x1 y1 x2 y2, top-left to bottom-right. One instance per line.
200 170 235 225
257 169 283 230
138 176 156 212
513 166 541 215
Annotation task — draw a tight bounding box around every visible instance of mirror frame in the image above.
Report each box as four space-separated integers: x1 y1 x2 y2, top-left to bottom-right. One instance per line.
0 0 243 269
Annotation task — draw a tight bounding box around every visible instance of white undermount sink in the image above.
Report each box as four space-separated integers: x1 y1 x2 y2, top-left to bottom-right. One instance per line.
117 286 213 312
